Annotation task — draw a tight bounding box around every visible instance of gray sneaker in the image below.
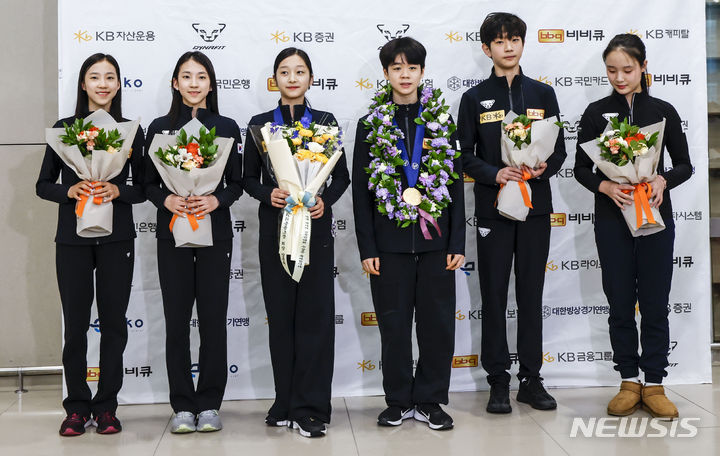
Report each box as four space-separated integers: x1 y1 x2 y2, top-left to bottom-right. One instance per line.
197 409 222 432
170 411 196 434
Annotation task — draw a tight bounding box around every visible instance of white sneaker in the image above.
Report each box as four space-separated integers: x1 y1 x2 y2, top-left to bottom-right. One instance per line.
170 411 196 434
197 409 223 432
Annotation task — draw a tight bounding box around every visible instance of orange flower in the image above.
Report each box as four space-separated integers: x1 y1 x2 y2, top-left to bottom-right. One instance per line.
186 142 200 156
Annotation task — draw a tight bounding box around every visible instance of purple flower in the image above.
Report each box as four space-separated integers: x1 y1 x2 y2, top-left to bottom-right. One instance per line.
426 121 440 131
443 159 454 171
420 87 432 104
419 173 436 187
432 188 444 202
440 170 449 180
440 125 448 133
431 137 449 148
376 188 390 200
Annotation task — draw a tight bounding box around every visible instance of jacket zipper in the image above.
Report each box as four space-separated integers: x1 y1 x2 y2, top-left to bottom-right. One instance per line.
401 105 417 253
629 93 636 124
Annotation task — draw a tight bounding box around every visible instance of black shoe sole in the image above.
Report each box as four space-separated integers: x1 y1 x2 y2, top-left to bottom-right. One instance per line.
486 403 512 414
516 393 557 410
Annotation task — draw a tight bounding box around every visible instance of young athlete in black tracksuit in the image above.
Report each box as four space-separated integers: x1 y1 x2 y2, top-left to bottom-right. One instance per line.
574 34 692 419
457 13 565 414
36 53 144 436
144 52 242 433
243 48 349 438
353 37 465 430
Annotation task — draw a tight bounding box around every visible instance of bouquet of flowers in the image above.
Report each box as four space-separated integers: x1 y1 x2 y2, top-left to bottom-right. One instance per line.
497 111 562 221
45 109 140 237
580 117 666 236
148 118 234 247
154 126 219 171
259 118 344 282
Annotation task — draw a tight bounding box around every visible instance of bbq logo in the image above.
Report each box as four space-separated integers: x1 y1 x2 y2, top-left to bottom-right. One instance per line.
538 29 564 43
452 355 479 368
192 23 226 42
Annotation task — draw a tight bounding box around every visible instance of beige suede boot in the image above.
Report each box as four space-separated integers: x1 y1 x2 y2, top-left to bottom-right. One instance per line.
642 385 679 420
607 381 642 416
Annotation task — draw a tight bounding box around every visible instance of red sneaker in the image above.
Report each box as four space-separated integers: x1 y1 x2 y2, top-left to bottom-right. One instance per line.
59 413 91 437
95 411 122 434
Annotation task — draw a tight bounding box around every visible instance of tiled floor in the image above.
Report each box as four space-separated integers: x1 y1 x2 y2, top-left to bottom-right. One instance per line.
1 368 719 456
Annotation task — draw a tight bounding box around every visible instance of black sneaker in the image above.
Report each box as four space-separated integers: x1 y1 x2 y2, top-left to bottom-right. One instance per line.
59 413 91 437
487 383 512 414
94 411 122 434
265 414 290 427
377 406 414 426
413 403 454 430
517 376 557 410
292 416 327 438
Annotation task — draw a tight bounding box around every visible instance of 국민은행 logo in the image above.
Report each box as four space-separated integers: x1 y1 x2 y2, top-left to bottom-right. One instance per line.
377 23 410 42
192 23 226 42
538 29 564 43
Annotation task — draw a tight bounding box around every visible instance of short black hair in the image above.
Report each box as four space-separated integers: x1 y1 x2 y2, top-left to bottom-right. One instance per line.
480 12 527 46
379 36 426 70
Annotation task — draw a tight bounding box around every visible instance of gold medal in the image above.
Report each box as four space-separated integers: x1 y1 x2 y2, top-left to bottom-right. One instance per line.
402 187 422 206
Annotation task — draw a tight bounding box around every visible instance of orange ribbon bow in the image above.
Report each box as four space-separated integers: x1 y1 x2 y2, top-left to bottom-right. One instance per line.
497 169 534 209
622 183 656 228
75 181 103 218
169 213 205 232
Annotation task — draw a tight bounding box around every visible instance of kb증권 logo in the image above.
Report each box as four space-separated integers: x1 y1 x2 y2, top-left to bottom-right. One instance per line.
86 367 100 382
452 354 478 368
361 312 378 326
538 29 564 43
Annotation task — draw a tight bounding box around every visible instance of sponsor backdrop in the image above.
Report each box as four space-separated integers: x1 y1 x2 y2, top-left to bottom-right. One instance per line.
57 0 710 404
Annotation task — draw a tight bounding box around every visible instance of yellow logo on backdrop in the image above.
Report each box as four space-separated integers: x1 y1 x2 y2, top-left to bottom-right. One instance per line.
270 30 290 43
463 173 475 183
538 29 564 43
267 77 279 92
546 261 558 272
361 312 378 326
526 108 545 120
550 213 566 227
357 360 376 372
455 310 466 321
355 78 373 90
543 352 556 363
87 367 100 382
452 355 478 368
74 30 92 43
479 110 505 124
445 31 462 43
628 29 642 38
645 73 652 87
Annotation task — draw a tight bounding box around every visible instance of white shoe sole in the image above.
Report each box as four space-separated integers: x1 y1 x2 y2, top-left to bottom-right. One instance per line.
266 419 291 427
197 424 222 432
379 409 415 426
292 421 327 438
413 411 453 430
171 424 196 434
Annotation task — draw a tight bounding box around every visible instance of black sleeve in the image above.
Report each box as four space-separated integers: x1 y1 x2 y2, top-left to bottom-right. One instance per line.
143 120 172 209
242 116 274 206
318 113 350 207
660 104 692 190
447 115 465 255
540 87 566 179
213 121 243 208
458 91 500 185
36 120 72 204
116 125 146 204
351 119 379 260
573 106 604 193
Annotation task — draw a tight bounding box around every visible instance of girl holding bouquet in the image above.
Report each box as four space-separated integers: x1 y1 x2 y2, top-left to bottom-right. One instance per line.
36 53 145 436
144 51 242 433
242 47 349 438
574 34 692 419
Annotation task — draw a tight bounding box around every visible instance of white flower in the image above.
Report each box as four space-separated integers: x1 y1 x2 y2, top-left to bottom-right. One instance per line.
383 115 390 123
164 152 175 164
307 141 324 153
178 149 193 163
430 202 438 212
637 145 649 156
438 112 449 124
431 159 440 167
106 146 117 154
420 172 429 179
378 163 388 173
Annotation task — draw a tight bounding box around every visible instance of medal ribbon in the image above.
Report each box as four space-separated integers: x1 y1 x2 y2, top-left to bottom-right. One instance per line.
393 106 425 188
273 105 312 127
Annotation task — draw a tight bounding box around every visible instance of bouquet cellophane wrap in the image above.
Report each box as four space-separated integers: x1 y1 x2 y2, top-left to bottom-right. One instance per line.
579 119 666 237
497 110 560 221
260 122 343 281
45 109 140 237
148 118 234 247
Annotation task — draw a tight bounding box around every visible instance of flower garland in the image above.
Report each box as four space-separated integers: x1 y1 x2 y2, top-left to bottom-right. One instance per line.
362 84 459 227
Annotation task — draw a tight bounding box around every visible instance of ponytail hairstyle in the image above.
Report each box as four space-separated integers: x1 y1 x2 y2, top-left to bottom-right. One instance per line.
602 33 649 93
75 53 123 121
167 51 219 129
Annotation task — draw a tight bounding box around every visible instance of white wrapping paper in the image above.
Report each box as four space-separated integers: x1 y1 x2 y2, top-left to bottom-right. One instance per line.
45 109 140 237
148 118 234 247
